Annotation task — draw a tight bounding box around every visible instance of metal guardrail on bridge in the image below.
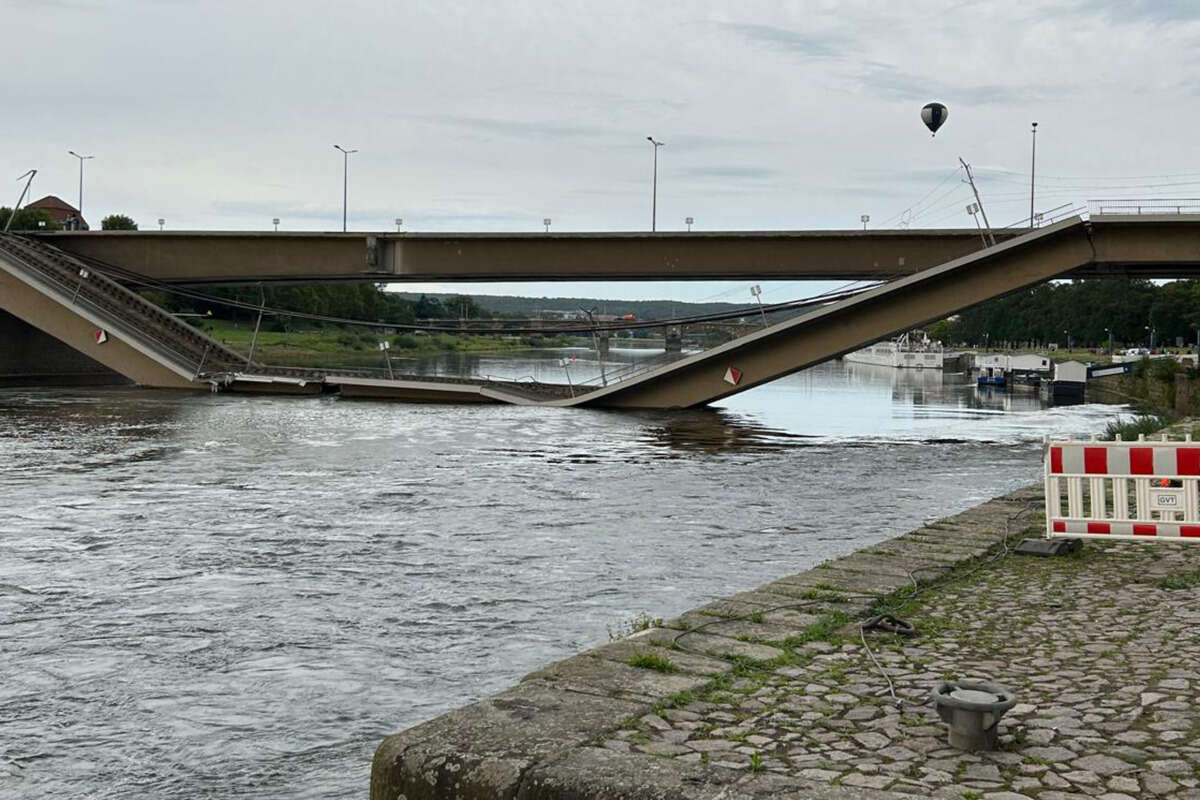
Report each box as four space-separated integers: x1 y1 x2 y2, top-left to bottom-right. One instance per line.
1089 199 1200 215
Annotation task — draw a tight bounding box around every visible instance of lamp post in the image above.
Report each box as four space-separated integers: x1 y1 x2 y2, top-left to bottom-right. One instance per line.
157 218 165 231
333 144 357 232
685 216 693 232
1104 327 1113 355
966 203 987 247
1029 122 1038 229
1146 325 1156 350
67 150 93 223
750 284 767 326
272 217 280 232
646 136 664 231
395 217 403 231
860 214 869 231
543 217 551 233
580 307 607 386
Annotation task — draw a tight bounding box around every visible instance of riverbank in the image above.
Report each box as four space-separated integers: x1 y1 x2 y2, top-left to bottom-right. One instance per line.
371 484 1200 800
194 320 583 368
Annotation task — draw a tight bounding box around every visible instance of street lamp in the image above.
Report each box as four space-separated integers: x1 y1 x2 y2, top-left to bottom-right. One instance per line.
646 136 664 232
1146 325 1156 350
966 203 987 247
395 217 403 231
750 284 767 326
333 144 358 232
543 217 551 232
157 218 165 231
1104 326 1113 355
67 150 93 223
1029 122 1038 229
860 214 870 231
272 217 280 232
685 216 693 232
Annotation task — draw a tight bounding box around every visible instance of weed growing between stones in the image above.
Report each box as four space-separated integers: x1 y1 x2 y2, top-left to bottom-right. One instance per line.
608 612 663 641
627 652 678 673
1159 570 1200 590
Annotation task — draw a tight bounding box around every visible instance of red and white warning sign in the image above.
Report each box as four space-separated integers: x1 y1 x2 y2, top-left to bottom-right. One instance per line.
723 366 742 385
94 329 108 345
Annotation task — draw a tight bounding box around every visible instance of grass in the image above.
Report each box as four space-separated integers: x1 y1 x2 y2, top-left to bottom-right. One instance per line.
196 318 584 368
627 652 679 673
1103 413 1172 441
1159 571 1200 590
780 610 853 648
748 752 764 773
608 612 663 641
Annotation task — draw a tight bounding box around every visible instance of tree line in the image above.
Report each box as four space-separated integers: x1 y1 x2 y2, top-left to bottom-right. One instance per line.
0 208 140 230
927 279 1200 349
142 285 495 330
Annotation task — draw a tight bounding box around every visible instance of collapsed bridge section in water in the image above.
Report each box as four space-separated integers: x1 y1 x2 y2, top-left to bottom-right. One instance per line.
4 215 1200 407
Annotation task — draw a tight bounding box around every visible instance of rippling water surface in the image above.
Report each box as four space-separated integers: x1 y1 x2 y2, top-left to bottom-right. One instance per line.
0 358 1125 798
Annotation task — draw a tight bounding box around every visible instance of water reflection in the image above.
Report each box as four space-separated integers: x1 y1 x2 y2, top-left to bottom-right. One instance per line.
633 408 812 455
841 361 945 406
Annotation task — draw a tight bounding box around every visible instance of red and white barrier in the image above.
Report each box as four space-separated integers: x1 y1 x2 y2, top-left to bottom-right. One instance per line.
1045 435 1200 541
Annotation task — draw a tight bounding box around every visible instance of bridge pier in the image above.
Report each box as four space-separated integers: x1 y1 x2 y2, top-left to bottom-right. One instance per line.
595 331 610 357
664 325 682 354
0 309 128 386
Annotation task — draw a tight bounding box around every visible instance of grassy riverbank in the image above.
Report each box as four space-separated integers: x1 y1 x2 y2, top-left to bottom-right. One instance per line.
197 320 583 368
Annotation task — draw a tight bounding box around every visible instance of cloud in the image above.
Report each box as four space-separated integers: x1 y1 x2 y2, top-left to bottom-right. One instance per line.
418 114 615 143
675 165 780 181
714 22 853 60
211 199 532 226
1060 0 1200 23
852 64 1070 105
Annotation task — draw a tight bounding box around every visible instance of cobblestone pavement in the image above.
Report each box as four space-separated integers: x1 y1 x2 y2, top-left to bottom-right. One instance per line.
605 538 1200 799
374 486 1200 800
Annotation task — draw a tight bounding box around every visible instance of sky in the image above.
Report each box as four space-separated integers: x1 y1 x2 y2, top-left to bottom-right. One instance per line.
4 0 1200 303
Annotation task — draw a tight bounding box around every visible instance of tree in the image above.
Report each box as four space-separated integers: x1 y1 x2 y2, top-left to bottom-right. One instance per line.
101 214 138 230
0 207 61 231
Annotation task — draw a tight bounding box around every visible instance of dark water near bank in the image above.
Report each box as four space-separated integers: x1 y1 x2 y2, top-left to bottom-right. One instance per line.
0 357 1124 798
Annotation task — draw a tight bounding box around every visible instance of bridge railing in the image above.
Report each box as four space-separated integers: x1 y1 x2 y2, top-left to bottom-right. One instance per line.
1089 199 1200 215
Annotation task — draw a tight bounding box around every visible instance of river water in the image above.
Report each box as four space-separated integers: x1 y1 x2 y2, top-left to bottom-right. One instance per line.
0 354 1125 799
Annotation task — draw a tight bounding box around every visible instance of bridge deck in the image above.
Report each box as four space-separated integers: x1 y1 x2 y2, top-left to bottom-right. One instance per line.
31 217 1200 283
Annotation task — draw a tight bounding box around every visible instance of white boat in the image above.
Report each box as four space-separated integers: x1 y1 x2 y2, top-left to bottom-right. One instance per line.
843 332 944 369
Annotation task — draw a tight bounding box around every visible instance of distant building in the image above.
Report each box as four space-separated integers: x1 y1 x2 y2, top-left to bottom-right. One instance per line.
25 195 89 230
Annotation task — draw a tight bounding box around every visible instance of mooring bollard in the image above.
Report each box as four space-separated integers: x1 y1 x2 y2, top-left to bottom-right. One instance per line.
931 680 1018 751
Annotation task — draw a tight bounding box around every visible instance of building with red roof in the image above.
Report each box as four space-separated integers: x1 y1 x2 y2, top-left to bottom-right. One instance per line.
25 195 89 230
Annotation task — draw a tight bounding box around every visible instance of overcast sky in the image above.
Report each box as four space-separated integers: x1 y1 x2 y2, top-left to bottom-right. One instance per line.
4 0 1200 302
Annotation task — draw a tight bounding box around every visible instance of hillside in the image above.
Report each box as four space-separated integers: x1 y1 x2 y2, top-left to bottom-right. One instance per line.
388 292 751 319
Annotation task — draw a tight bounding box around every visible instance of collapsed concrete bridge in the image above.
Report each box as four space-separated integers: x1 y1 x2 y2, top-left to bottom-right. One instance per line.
3 215 1198 407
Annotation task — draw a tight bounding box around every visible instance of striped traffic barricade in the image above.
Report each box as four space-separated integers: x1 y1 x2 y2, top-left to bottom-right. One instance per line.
1045 434 1200 541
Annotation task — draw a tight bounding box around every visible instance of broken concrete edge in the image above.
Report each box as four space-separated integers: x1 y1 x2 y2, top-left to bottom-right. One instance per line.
370 484 1045 800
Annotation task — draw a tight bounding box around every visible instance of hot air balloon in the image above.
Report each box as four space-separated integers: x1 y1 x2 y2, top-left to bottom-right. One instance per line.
921 102 948 136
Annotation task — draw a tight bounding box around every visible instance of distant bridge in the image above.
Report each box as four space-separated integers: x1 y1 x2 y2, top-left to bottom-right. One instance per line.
4 215 1199 407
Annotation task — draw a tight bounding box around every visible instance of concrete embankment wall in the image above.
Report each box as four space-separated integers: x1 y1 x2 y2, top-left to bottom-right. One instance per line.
370 485 1043 800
